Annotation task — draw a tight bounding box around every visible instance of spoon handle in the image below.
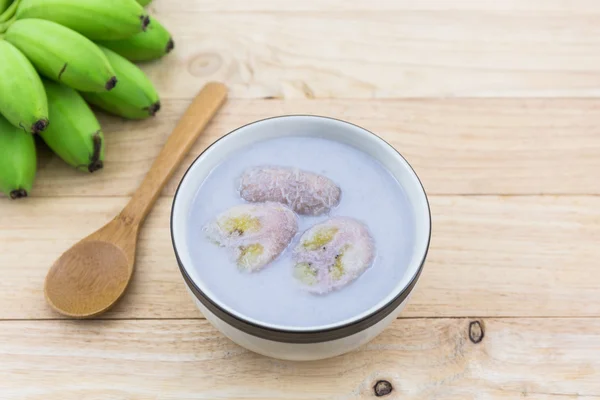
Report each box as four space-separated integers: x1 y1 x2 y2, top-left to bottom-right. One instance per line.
121 82 228 226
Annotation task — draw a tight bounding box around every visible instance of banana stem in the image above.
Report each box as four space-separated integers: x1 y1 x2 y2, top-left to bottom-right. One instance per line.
0 0 19 23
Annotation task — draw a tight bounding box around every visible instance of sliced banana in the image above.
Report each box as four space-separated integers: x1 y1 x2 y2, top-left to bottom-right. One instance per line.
292 217 375 294
203 202 298 271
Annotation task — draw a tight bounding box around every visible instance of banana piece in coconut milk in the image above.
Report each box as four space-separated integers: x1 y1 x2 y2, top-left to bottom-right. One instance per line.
239 166 341 216
203 202 298 271
293 217 375 294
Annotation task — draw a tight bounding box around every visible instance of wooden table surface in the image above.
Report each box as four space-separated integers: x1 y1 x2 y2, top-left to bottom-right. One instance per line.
2 1 600 398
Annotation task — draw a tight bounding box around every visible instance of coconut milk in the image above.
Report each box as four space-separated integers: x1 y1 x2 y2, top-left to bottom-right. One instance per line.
186 135 415 329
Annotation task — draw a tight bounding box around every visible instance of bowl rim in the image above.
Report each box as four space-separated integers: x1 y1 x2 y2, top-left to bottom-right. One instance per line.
170 114 432 344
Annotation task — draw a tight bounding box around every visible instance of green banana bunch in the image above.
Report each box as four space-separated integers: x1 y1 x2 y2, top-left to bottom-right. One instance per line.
0 40 48 133
95 17 174 62
136 0 152 5
39 79 105 173
82 46 160 120
0 113 36 199
15 0 149 40
5 19 117 92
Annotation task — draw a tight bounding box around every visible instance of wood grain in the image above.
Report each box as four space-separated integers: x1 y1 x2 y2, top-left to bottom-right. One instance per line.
133 2 600 98
2 195 598 320
1 318 598 399
26 98 600 198
2 2 600 396
149 0 600 12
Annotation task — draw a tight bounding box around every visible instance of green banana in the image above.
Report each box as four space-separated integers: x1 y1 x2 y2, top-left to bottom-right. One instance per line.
0 40 48 133
0 113 36 199
39 79 105 173
5 19 117 92
15 0 149 41
81 46 160 120
136 0 152 5
95 17 173 62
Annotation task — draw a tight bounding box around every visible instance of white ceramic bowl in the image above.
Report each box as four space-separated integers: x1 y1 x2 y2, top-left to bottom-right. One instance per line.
170 115 431 361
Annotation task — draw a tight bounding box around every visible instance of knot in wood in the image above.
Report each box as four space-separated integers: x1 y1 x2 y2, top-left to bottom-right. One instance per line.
373 380 393 397
469 320 485 343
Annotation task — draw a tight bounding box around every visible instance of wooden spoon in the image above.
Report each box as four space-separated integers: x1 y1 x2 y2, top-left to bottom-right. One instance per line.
44 82 228 318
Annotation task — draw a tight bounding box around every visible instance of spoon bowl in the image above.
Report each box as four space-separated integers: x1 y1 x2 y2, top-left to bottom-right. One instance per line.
44 219 137 318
